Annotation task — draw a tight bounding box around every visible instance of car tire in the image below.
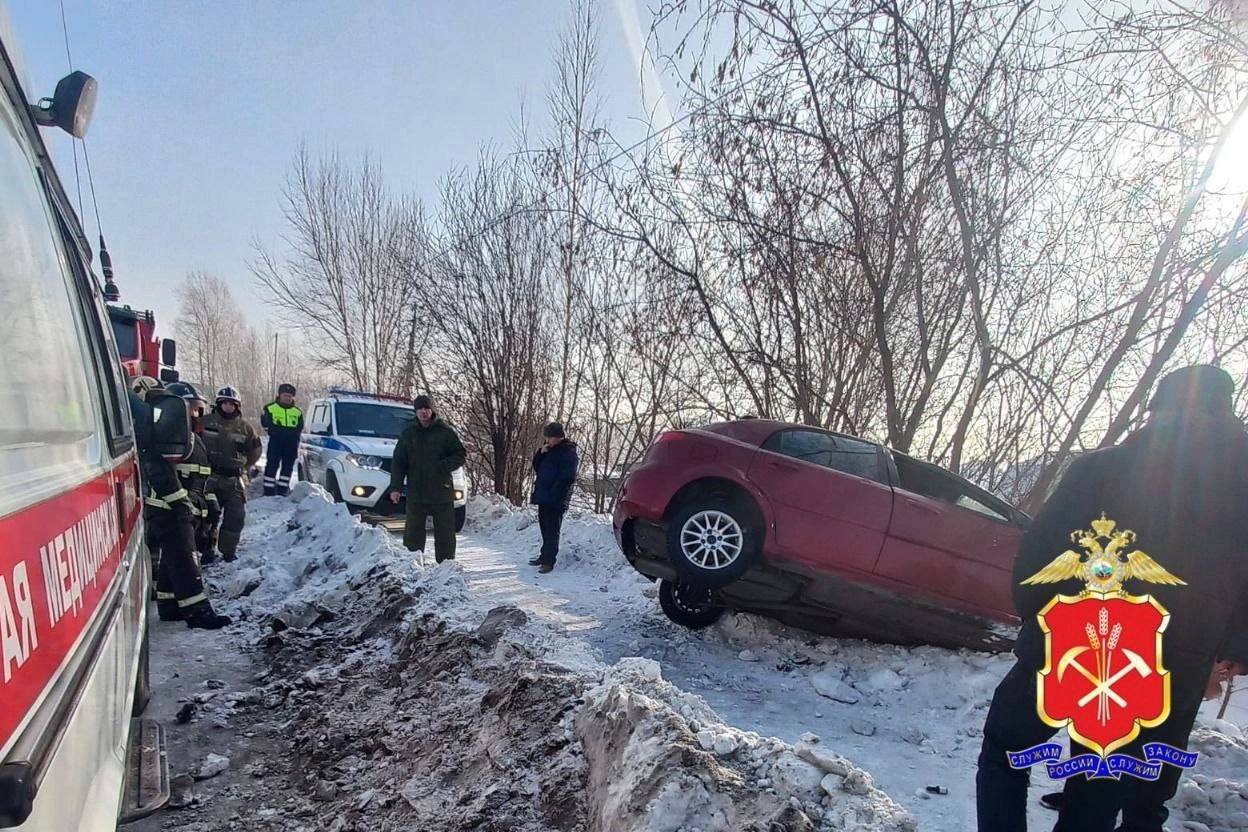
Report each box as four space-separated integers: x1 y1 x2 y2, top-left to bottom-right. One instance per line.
326 471 344 503
131 617 151 717
454 505 466 533
665 496 760 587
658 580 725 629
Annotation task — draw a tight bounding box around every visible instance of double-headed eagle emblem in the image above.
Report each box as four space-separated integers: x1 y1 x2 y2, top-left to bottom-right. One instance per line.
1022 514 1185 595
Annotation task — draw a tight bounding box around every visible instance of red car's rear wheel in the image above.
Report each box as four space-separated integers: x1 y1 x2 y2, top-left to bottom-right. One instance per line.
666 497 760 586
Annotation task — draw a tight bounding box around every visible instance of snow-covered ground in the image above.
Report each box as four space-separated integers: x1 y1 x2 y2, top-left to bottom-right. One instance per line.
457 494 1248 831
137 487 1248 831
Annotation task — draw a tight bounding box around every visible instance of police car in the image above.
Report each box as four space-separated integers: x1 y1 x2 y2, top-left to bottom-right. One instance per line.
300 390 469 530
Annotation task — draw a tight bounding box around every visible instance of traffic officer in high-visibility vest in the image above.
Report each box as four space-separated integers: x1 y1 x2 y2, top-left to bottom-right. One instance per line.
201 386 263 562
130 377 231 629
261 383 304 496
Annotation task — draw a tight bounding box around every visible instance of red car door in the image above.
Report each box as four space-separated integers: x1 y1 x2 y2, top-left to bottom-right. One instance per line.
747 428 892 574
875 453 1022 617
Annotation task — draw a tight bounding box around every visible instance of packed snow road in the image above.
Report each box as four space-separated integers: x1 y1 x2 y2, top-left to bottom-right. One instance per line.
131 487 1248 832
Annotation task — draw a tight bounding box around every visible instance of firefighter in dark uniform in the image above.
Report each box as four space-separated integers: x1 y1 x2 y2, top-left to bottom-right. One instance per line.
976 365 1248 832
130 376 167 582
166 381 213 553
129 377 231 629
201 385 263 562
261 383 303 496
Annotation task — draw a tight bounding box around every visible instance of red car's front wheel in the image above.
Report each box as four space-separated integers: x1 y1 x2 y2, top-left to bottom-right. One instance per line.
666 497 760 586
658 580 725 629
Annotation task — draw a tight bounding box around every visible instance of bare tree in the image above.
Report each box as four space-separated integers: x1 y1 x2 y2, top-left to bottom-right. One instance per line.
175 272 240 388
242 0 1248 511
174 271 323 419
415 154 558 503
251 147 426 395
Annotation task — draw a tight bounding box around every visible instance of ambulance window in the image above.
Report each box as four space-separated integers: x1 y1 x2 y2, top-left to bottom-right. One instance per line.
0 86 99 506
48 186 134 454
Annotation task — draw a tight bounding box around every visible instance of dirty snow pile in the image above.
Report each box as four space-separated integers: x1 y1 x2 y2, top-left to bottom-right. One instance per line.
170 484 918 832
458 493 1248 832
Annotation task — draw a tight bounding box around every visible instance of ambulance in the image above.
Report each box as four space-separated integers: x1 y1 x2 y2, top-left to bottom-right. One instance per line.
0 5 163 829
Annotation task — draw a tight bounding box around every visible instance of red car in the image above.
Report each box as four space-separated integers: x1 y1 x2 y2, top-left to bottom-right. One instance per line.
613 420 1030 651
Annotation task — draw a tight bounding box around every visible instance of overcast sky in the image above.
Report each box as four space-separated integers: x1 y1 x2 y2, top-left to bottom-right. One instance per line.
7 0 663 338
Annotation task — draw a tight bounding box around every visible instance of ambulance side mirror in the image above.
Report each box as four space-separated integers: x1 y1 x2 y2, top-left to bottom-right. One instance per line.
149 392 192 461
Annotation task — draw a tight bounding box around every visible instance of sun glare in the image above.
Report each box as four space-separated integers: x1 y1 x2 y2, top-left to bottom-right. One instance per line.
1210 114 1248 193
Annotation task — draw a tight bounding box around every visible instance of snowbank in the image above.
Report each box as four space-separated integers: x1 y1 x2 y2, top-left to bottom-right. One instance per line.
457 494 1248 831
204 488 1248 832
464 492 641 587
198 486 917 831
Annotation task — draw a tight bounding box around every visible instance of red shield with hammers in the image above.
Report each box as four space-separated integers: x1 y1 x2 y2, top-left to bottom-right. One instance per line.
1037 593 1171 757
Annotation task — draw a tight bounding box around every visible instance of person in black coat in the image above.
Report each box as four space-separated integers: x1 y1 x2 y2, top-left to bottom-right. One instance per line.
976 365 1248 832
528 422 579 574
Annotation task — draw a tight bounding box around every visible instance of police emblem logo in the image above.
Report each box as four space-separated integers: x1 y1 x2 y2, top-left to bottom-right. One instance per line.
1007 515 1200 781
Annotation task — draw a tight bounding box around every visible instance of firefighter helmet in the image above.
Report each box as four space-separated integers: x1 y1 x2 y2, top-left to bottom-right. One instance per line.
166 381 207 409
216 385 242 406
130 375 161 401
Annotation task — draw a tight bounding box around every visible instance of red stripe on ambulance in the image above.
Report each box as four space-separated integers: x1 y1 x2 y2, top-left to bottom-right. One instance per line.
0 460 138 755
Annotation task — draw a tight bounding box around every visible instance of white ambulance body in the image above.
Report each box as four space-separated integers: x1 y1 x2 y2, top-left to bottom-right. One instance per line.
0 4 155 829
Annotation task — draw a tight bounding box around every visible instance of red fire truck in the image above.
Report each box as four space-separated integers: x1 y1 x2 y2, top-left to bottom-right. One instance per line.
108 303 178 382
0 5 166 830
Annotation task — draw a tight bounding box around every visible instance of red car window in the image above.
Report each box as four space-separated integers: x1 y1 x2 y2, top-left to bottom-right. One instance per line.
762 429 883 483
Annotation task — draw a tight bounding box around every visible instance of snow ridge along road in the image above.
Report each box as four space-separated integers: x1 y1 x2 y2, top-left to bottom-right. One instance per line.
138 487 1248 831
454 495 1248 832
135 485 918 832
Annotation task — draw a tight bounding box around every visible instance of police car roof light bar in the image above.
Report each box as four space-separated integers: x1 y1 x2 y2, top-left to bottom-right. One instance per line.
327 388 413 405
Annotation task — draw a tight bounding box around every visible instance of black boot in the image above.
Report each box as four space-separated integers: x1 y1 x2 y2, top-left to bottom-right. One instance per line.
221 552 237 563
263 487 276 496
184 601 232 630
157 599 183 621
528 557 542 566
199 550 218 566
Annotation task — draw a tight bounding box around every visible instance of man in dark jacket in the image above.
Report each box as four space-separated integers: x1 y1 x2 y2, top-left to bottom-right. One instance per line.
976 365 1248 832
261 383 304 496
387 394 467 563
528 422 579 574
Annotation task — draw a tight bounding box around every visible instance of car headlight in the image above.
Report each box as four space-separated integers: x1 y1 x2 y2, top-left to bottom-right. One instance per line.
346 453 384 469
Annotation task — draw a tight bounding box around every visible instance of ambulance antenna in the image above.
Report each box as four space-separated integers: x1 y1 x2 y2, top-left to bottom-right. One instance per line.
100 235 119 301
